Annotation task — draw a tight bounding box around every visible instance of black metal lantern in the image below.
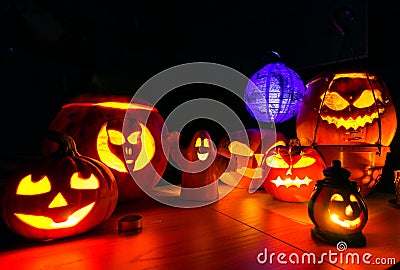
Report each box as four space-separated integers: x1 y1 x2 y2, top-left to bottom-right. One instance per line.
308 160 368 247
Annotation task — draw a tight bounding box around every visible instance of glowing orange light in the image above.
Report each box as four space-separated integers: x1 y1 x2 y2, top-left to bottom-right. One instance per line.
271 176 313 188
62 102 156 111
97 123 155 172
14 203 95 229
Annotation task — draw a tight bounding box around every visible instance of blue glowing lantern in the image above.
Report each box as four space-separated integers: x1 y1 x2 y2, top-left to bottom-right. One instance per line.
244 58 305 123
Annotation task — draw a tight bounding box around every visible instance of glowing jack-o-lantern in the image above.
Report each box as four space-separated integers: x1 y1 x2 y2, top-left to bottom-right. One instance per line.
217 129 287 190
263 139 326 202
42 93 168 202
296 70 396 197
1 131 118 240
308 160 368 247
296 71 397 146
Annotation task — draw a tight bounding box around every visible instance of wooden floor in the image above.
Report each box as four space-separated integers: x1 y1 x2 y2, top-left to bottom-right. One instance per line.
0 180 399 270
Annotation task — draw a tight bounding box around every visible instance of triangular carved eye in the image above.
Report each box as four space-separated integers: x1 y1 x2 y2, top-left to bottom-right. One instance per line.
265 153 289 169
107 129 124 145
70 173 99 190
320 91 350 111
292 156 316 168
16 175 51 195
353 89 383 108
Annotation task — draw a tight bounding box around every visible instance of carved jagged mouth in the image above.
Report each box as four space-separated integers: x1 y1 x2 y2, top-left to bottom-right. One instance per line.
197 152 209 161
271 176 313 188
14 202 95 229
320 111 380 130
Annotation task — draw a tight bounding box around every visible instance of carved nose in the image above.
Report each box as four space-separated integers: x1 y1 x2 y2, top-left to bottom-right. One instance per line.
125 147 133 155
48 192 68 208
286 166 293 176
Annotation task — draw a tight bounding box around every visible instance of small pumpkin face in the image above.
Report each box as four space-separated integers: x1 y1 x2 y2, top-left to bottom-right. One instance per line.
308 184 368 234
328 193 364 230
263 141 326 202
191 131 214 162
2 131 118 240
296 71 397 146
217 129 287 189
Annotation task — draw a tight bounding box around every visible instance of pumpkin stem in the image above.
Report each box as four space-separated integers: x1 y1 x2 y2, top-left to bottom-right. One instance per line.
46 130 79 157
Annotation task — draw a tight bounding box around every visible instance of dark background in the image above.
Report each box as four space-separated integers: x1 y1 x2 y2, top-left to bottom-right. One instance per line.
0 1 398 192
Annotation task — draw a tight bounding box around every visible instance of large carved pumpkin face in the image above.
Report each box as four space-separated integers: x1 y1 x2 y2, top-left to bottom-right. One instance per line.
97 118 155 173
296 71 397 146
319 73 387 130
217 129 287 189
263 140 326 202
42 93 168 202
1 131 118 240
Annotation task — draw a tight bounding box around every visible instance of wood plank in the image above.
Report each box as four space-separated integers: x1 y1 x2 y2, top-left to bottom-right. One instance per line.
0 188 339 270
212 186 400 269
0 174 398 269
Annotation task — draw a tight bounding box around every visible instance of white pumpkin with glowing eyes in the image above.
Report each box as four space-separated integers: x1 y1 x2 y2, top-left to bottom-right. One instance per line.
263 141 326 202
296 72 397 145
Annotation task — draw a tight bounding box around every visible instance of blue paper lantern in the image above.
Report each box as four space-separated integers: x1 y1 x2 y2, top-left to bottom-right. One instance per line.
244 61 305 123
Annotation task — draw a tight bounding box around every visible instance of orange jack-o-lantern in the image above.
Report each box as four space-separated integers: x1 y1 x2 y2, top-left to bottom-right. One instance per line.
217 129 287 189
308 160 368 246
42 93 168 202
1 131 118 240
296 70 397 146
263 139 326 202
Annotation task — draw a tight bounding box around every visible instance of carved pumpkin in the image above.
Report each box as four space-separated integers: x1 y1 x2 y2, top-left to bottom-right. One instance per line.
296 70 396 197
1 130 118 240
296 70 397 146
42 93 169 202
308 160 368 246
217 129 287 189
263 139 326 202
179 131 227 201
